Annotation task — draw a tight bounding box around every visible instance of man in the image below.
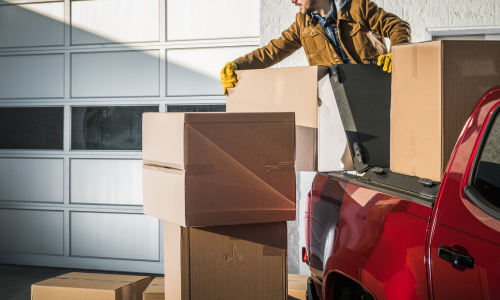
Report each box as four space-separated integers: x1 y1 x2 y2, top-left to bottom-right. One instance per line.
220 0 411 95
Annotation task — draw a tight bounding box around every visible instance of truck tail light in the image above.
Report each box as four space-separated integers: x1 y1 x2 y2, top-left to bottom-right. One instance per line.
302 247 309 265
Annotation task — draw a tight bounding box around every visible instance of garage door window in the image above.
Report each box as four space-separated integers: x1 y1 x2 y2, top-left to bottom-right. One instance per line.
71 106 159 150
0 107 64 150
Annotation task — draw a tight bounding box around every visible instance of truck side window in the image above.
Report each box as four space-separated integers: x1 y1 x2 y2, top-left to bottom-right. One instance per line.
473 112 500 209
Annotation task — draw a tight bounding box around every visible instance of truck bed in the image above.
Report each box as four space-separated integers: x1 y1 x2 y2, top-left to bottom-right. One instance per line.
320 169 439 208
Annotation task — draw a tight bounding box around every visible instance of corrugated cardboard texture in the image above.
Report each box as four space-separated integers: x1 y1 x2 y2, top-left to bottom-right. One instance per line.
164 222 287 300
442 41 500 174
143 278 165 300
227 66 328 171
392 41 500 181
143 113 296 227
31 272 151 300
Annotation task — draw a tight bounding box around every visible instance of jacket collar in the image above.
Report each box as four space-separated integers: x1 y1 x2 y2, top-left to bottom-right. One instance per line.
335 0 351 11
305 0 351 25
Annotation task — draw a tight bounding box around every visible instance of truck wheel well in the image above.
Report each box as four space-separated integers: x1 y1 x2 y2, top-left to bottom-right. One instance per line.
327 273 375 300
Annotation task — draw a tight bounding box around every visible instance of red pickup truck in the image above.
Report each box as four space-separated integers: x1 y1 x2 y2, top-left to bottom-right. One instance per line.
303 86 500 300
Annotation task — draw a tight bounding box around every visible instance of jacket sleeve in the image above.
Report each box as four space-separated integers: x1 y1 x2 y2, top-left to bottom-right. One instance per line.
234 19 303 70
362 0 411 48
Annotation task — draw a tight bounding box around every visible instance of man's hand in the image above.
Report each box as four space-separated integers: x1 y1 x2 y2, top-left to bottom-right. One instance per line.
377 53 392 73
220 62 238 95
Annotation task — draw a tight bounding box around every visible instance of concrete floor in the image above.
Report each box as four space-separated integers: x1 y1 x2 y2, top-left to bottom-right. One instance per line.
0 264 307 300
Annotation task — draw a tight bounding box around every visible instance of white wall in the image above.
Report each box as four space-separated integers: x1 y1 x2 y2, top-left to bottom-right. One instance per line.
259 0 500 275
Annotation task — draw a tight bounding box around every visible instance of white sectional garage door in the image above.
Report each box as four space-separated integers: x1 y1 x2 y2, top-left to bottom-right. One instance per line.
0 0 260 274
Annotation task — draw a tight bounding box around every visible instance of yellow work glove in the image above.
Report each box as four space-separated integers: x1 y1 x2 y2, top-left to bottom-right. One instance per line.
377 53 392 73
220 62 238 95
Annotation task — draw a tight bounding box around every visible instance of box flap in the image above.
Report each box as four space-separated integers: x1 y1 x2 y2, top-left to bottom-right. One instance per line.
142 165 187 226
142 113 186 170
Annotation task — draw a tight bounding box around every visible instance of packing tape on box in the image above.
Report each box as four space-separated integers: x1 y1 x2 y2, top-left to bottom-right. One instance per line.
265 161 294 172
57 277 135 284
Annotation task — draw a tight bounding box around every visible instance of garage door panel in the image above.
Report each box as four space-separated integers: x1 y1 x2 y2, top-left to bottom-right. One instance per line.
71 50 160 98
0 54 64 99
0 209 64 255
70 212 159 261
0 158 64 203
72 0 159 45
167 0 259 41
166 47 255 96
0 2 64 48
70 159 143 205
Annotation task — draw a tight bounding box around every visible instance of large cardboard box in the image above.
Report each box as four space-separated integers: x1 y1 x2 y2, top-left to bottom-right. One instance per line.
143 112 296 227
143 278 165 300
226 66 354 172
31 272 151 300
391 41 500 181
163 221 287 300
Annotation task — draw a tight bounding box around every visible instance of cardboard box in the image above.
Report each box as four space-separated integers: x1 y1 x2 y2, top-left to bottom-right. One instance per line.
143 278 165 300
226 66 354 172
391 41 500 181
163 221 287 300
142 112 296 227
31 272 151 300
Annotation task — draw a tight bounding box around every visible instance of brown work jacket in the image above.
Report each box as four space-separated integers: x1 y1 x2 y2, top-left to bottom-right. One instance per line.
234 0 411 69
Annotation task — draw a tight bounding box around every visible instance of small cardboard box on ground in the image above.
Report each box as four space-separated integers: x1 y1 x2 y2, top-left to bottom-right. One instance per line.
143 278 165 300
226 66 354 172
391 41 500 181
31 272 151 300
142 112 296 227
163 221 288 300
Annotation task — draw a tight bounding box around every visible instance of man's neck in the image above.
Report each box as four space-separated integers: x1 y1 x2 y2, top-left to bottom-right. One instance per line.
313 0 333 17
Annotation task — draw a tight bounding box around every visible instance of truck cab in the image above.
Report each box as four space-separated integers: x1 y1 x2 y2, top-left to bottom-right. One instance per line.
304 87 500 300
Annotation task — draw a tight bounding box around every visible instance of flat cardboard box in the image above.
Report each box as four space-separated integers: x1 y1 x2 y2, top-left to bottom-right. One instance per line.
143 112 296 227
143 278 165 300
226 66 354 172
164 221 288 300
391 41 500 181
31 272 151 300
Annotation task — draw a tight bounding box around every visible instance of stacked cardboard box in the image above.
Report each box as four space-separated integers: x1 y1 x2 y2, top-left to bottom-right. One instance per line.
31 273 151 300
142 112 295 299
391 40 500 181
